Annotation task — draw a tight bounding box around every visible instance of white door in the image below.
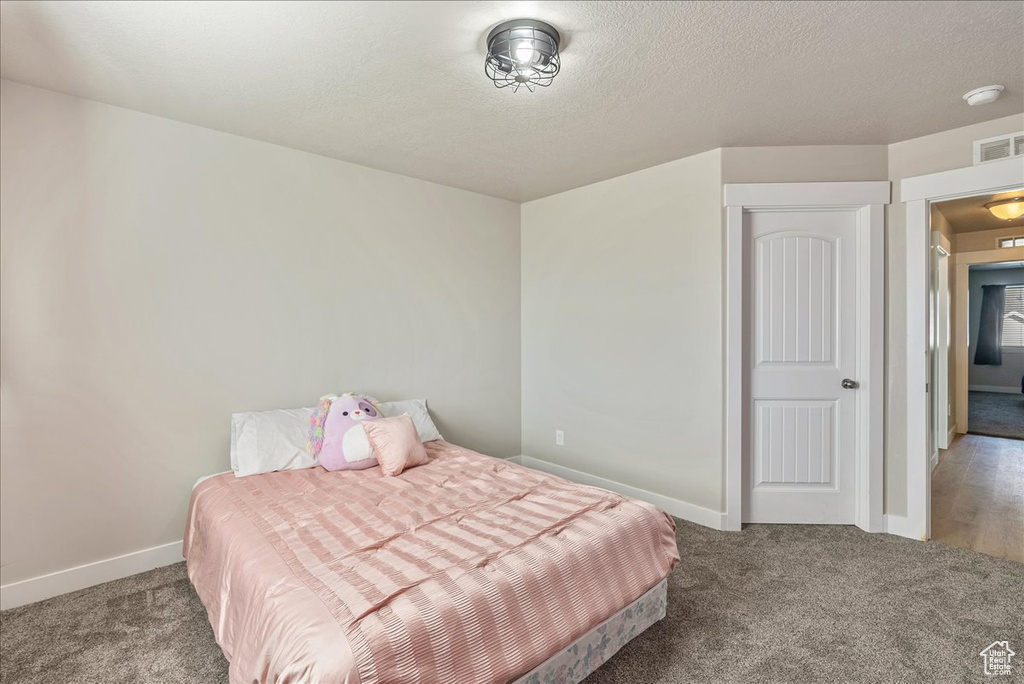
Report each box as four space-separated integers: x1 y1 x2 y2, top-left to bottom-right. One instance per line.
744 209 859 524
931 235 951 451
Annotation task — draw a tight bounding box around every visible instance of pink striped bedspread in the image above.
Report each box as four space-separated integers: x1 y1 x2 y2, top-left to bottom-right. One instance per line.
184 440 679 684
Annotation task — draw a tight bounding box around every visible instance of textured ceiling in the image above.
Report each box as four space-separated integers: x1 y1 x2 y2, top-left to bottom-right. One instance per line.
1 0 1022 201
936 189 1024 234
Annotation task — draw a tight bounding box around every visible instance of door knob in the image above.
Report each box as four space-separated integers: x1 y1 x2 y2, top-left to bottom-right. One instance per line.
842 378 860 390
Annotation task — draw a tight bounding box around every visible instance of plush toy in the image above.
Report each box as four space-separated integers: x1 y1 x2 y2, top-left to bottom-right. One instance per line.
308 393 382 471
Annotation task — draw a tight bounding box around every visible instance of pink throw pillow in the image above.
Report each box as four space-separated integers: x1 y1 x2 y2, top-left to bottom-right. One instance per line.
363 414 429 476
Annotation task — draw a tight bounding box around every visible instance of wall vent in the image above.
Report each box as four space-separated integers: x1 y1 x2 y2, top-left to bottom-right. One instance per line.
973 131 1024 165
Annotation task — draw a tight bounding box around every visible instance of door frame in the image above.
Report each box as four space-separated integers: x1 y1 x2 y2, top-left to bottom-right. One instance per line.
954 247 1024 436
900 157 1024 542
723 182 889 532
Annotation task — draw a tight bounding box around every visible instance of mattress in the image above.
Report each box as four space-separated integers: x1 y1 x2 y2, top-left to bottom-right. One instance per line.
184 440 679 684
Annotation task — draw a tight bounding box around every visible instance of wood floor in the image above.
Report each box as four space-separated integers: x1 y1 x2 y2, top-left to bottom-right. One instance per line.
931 434 1024 563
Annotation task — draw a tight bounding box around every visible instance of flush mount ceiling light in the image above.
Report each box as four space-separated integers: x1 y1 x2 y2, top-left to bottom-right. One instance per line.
963 85 1004 106
985 197 1024 220
484 19 560 92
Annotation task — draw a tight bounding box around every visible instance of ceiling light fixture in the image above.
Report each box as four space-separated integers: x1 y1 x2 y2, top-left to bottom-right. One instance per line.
963 85 1004 106
985 197 1024 220
484 19 560 92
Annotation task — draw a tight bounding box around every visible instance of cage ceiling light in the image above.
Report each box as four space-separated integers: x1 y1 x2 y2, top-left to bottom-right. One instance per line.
985 197 1024 221
484 19 560 92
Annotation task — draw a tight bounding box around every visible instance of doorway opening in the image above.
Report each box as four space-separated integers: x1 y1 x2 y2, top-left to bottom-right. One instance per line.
963 256 1024 441
901 158 1023 543
925 190 1023 562
929 192 1024 445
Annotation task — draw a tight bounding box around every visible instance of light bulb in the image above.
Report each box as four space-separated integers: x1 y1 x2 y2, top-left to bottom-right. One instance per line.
514 43 536 66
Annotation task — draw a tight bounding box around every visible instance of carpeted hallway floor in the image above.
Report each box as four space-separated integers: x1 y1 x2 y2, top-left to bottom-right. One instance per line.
1 521 1022 684
968 390 1024 440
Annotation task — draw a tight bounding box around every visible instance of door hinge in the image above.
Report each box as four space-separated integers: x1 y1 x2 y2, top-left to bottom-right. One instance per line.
925 383 929 393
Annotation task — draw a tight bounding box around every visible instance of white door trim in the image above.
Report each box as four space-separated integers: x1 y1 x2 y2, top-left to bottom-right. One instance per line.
901 157 1024 542
724 182 889 533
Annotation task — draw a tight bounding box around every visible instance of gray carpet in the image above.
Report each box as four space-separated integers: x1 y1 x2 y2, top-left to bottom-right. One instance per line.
2 521 1022 684
968 390 1024 440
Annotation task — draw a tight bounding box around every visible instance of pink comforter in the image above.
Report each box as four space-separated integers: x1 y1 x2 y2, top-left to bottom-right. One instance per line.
184 441 679 684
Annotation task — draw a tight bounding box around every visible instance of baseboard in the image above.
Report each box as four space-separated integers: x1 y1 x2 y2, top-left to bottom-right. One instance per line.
504 455 523 464
947 424 956 446
884 514 925 541
0 541 183 611
518 456 726 530
969 385 1020 394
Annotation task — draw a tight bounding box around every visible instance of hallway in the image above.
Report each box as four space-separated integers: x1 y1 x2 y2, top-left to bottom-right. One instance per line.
931 434 1024 562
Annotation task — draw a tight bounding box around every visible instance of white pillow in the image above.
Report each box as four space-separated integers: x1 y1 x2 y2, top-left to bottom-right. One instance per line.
230 407 316 477
378 399 442 443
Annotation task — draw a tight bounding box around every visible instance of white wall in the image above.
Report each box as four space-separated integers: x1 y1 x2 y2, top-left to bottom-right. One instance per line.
521 150 724 513
0 81 522 585
521 132 1024 524
3 75 1022 594
968 267 1024 390
886 113 1024 515
721 145 888 183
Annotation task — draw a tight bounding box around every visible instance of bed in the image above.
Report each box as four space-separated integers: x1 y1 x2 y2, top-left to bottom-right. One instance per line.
184 440 679 684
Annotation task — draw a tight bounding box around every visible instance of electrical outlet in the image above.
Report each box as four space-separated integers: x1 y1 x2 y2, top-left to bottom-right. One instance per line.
555 429 564 446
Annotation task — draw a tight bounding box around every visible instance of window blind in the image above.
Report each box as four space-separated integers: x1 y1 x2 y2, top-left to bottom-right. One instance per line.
1002 285 1024 347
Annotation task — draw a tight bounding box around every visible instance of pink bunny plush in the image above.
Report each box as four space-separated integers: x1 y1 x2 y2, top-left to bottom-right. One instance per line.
308 393 382 471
